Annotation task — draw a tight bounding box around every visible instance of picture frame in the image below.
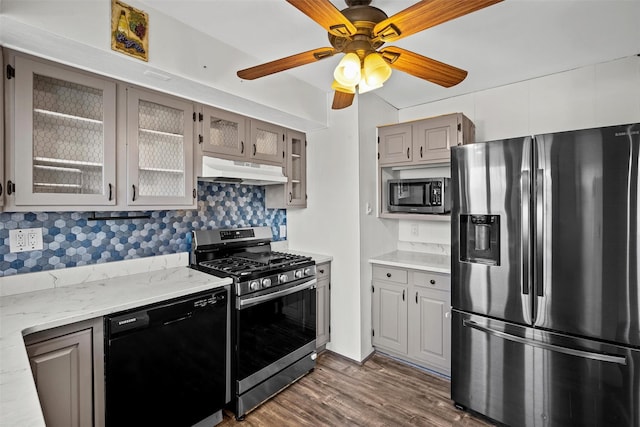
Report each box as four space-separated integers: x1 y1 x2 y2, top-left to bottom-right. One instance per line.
111 0 149 61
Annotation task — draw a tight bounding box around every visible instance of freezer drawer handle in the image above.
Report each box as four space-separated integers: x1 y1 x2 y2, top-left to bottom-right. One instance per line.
463 320 627 365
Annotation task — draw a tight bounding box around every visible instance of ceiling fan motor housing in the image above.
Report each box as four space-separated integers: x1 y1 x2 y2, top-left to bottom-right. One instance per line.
329 4 388 56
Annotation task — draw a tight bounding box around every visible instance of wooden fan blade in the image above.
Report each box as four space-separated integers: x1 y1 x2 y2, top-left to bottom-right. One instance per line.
332 90 355 110
237 48 336 80
380 46 468 88
373 0 503 43
287 0 357 37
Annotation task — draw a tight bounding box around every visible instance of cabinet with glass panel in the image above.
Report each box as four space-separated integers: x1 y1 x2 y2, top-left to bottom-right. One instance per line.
7 53 117 207
200 106 284 167
125 87 195 206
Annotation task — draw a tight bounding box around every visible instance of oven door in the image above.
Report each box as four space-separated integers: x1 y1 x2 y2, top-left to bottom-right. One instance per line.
235 279 317 394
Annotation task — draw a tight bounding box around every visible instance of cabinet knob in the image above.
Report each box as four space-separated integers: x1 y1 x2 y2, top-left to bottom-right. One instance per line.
445 312 450 319
319 269 325 274
430 279 436 285
386 273 391 278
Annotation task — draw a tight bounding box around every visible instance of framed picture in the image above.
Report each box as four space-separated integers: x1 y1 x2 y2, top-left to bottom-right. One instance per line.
111 0 148 61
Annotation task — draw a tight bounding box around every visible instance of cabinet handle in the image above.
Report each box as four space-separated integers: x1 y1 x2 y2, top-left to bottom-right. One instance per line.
430 279 436 285
283 150 285 159
386 272 391 278
0 182 3 197
319 269 325 274
108 183 113 201
445 312 450 319
402 290 405 301
241 141 244 154
420 146 423 158
415 291 418 303
193 188 197 199
253 144 257 156
406 147 410 159
289 192 293 203
7 180 13 196
132 185 137 201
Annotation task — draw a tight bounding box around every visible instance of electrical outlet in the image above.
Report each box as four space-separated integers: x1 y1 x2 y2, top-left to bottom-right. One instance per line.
9 228 44 252
279 225 287 239
410 223 419 237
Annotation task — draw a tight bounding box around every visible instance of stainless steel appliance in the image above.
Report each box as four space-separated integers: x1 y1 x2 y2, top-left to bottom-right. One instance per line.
190 226 316 420
387 177 450 213
451 123 640 427
105 288 230 427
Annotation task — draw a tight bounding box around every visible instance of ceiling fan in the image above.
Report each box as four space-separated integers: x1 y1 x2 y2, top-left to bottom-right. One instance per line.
237 0 503 109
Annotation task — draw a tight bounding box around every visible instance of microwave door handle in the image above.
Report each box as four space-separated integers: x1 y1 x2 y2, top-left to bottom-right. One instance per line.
425 182 431 206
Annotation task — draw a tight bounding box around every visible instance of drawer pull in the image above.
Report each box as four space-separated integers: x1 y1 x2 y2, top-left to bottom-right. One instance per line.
386 273 392 278
430 279 436 285
319 269 325 274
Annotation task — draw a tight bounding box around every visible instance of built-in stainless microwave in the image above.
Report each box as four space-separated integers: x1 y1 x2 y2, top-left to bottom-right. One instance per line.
387 178 450 214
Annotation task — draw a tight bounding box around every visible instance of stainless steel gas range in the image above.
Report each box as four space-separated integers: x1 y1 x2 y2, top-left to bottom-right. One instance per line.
190 226 317 420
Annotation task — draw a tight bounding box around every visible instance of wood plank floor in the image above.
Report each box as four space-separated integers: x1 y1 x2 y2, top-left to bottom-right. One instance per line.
218 351 495 426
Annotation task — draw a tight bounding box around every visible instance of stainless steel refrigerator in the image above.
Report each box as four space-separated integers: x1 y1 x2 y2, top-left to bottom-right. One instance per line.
450 123 640 427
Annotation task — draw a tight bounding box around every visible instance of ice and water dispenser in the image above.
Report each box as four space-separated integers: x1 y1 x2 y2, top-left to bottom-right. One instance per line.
460 215 500 265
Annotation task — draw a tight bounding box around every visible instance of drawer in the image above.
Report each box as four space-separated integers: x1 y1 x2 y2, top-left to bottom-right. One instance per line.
372 265 408 284
412 271 450 292
316 262 331 280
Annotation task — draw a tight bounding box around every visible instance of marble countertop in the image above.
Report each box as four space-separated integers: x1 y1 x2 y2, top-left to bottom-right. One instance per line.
369 250 451 274
0 266 232 427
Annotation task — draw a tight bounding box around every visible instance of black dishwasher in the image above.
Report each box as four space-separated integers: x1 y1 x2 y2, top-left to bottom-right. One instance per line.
105 287 230 427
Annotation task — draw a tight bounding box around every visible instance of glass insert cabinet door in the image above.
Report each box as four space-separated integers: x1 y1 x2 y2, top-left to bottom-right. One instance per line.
13 56 117 206
126 87 194 206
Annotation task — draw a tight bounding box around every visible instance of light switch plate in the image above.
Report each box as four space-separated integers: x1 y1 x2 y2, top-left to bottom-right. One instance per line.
9 228 44 252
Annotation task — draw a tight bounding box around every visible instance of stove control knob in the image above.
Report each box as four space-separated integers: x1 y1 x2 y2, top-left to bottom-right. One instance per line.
262 278 272 287
279 274 288 283
294 270 302 279
304 268 312 276
249 280 260 291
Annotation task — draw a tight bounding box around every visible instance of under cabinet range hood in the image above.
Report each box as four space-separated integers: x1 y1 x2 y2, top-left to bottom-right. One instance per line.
199 156 287 186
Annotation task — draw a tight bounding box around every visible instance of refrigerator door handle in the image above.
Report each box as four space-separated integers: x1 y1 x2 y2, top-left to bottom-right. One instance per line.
463 319 627 365
535 169 544 297
521 170 531 295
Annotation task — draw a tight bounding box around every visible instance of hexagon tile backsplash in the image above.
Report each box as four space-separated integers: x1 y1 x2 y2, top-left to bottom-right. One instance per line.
0 183 286 277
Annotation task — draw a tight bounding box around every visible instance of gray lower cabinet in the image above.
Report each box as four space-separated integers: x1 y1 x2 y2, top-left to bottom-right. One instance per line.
371 265 451 376
25 318 104 427
316 261 331 349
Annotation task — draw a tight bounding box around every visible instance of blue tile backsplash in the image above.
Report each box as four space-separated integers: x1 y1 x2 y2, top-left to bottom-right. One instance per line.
0 183 286 277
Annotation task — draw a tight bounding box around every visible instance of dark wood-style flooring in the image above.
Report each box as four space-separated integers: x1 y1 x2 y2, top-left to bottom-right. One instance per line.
218 351 494 426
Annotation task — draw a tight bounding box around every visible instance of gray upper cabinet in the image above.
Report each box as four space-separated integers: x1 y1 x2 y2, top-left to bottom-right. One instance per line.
378 113 474 167
8 53 117 207
249 119 285 166
377 123 412 165
0 47 4 208
266 129 307 209
125 86 195 207
372 264 451 376
200 106 247 159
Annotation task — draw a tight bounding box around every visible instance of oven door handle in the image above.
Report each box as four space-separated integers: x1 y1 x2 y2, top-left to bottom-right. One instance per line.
238 279 317 309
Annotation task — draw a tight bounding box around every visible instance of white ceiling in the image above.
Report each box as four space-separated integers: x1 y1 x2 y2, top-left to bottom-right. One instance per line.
141 0 640 110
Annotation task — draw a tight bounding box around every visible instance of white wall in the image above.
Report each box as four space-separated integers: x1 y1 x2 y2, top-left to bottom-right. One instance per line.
397 55 640 247
286 96 362 361
357 92 398 359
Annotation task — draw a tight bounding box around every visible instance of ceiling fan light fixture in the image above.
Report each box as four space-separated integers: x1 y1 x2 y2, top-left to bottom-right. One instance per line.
363 52 392 86
331 79 356 94
334 52 362 86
